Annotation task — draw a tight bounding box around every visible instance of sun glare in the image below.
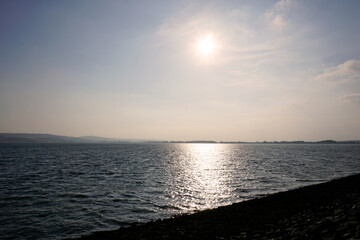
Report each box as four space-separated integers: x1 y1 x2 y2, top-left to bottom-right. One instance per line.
196 34 216 57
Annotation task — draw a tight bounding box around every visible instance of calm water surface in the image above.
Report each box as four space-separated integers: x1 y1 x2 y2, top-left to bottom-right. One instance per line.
1 143 360 239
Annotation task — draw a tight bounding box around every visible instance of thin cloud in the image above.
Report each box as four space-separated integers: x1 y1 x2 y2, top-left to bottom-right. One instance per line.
155 6 252 41
265 0 297 30
342 93 360 102
315 60 360 84
156 17 205 39
275 0 296 10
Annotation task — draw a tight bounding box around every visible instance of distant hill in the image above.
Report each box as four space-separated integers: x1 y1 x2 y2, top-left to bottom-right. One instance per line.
0 133 124 143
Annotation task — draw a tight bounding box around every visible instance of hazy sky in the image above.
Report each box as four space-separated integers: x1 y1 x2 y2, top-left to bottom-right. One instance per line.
1 0 360 141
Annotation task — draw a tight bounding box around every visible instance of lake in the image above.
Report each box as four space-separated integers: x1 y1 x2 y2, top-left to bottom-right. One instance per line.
1 143 359 239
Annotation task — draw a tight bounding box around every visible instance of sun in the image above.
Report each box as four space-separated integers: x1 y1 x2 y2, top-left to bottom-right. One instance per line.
196 34 216 57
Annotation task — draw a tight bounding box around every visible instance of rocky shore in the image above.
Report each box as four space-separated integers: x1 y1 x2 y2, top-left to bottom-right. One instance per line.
72 173 360 240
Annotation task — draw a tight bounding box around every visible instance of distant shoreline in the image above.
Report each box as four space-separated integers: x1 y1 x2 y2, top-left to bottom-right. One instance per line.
70 173 360 239
1 133 359 144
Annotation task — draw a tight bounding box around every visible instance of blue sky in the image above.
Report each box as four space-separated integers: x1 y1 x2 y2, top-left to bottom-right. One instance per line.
1 0 360 141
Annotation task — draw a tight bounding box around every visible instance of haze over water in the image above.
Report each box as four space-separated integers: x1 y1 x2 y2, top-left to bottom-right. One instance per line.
1 143 360 239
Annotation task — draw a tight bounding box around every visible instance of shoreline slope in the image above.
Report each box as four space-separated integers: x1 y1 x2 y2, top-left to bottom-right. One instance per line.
72 173 360 239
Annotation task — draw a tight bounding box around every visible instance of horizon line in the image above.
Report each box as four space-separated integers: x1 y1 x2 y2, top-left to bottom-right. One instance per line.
0 132 359 143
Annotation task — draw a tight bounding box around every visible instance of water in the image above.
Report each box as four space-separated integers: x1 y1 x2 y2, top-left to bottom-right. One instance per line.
1 143 359 239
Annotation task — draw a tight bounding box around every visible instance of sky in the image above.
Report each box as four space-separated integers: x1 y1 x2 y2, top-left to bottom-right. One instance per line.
1 0 360 141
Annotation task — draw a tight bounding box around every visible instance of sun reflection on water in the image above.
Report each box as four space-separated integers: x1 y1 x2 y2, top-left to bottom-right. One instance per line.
167 144 233 212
